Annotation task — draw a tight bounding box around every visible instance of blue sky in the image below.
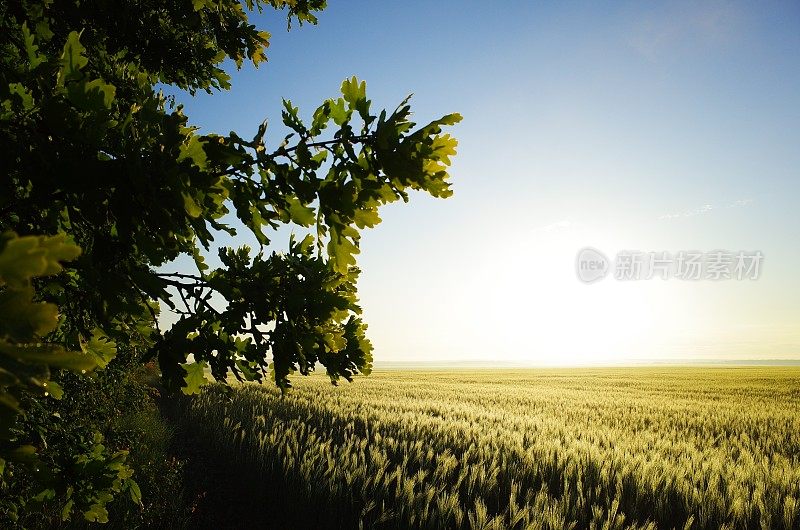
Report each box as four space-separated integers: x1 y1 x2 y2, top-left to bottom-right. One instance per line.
166 0 800 364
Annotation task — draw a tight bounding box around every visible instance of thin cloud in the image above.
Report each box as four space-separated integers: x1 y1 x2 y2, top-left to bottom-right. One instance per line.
728 198 753 208
659 199 753 220
659 204 713 220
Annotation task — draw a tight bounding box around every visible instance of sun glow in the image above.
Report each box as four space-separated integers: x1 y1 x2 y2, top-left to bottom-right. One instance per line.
361 218 682 366
476 227 660 365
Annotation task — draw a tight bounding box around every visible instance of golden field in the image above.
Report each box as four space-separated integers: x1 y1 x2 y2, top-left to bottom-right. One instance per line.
182 368 800 529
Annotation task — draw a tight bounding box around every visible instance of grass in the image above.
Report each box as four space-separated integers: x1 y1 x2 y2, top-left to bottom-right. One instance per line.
178 367 800 529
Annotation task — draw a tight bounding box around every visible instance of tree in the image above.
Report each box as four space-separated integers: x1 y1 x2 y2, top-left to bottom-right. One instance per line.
0 0 460 522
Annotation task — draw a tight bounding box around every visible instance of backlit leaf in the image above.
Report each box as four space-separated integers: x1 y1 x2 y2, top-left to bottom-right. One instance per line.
181 361 210 395
57 31 88 86
80 329 118 369
341 76 366 107
287 196 316 226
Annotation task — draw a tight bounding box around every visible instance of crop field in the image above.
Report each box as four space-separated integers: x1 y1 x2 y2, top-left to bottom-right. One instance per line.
181 368 800 529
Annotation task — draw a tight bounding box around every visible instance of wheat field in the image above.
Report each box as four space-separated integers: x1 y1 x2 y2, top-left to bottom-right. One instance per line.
181 368 800 529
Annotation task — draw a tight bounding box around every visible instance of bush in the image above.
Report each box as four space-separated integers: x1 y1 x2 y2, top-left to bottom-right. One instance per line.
0 354 188 528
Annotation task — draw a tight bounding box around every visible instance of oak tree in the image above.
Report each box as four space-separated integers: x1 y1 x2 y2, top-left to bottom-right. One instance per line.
0 0 459 522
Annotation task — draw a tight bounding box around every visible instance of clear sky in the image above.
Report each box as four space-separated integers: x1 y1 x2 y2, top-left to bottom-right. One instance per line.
165 0 800 365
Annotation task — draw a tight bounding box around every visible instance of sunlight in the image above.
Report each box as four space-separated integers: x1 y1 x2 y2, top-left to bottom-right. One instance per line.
446 222 658 365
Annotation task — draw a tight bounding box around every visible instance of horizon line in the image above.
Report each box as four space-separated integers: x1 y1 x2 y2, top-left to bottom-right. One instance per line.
370 359 800 369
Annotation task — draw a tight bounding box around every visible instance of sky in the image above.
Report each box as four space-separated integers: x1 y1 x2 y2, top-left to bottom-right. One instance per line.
164 0 800 365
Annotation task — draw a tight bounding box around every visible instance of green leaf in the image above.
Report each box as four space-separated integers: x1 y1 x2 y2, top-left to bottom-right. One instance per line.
0 233 80 288
252 31 271 66
192 246 209 272
57 31 88 86
298 234 315 255
37 234 82 275
341 76 367 107
327 225 360 273
323 330 347 352
311 101 331 133
33 488 56 502
181 361 210 395
0 341 97 372
328 98 349 126
21 23 46 70
431 133 459 165
431 112 463 127
8 83 34 110
287 196 316 226
67 78 116 110
0 287 59 338
128 479 142 506
34 20 54 41
281 99 306 133
61 499 74 521
183 193 203 218
177 134 207 169
353 207 381 229
83 504 109 524
81 329 118 369
43 380 63 399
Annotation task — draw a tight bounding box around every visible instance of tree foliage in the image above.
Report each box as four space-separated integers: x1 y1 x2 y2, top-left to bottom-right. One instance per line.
0 233 141 523
0 232 88 440
0 0 460 523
